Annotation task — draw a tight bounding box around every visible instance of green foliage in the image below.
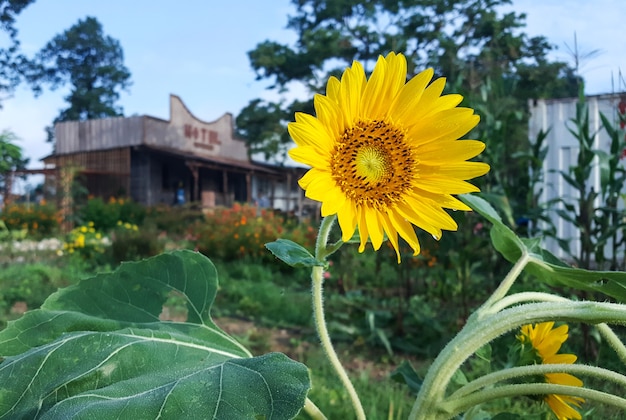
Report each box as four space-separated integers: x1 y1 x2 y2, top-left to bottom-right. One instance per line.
549 91 626 270
76 197 145 231
239 0 578 173
0 263 66 311
0 129 28 191
32 15 131 143
214 261 312 327
143 204 205 236
0 251 311 419
193 203 316 262
265 238 322 268
295 347 415 419
0 0 36 99
62 221 109 261
109 222 163 263
462 193 626 302
0 202 59 235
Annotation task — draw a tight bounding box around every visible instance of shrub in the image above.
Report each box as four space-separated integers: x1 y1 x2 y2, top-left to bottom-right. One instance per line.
110 222 163 263
143 204 205 237
77 197 146 231
0 264 67 309
62 221 110 261
193 203 316 262
1 203 60 236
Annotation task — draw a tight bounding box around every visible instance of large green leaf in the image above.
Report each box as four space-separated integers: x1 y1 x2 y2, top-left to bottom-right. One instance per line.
0 250 310 419
461 194 626 302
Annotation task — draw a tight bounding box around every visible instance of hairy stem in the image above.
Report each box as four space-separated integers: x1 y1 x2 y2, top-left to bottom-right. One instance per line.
311 216 365 419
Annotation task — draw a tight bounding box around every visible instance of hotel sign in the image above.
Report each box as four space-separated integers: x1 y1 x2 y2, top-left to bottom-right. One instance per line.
183 124 222 151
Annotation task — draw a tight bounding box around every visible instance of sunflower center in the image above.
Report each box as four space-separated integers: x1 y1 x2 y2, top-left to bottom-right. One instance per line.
355 146 390 183
330 119 416 207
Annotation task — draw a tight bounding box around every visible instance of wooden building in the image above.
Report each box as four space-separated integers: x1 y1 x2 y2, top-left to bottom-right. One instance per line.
43 95 308 213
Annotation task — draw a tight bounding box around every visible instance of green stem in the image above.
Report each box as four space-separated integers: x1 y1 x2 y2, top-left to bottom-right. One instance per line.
409 300 626 419
487 291 569 313
475 251 530 317
324 239 344 258
303 398 328 420
487 292 626 365
450 363 626 400
311 216 365 420
597 323 626 365
315 215 337 260
443 383 626 417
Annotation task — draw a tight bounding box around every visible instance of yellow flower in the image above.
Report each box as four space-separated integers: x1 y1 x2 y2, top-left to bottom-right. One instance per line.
75 234 85 248
518 322 584 419
288 52 489 261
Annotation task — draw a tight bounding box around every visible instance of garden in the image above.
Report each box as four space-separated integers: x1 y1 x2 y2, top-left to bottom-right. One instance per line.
2 57 626 420
1 163 625 418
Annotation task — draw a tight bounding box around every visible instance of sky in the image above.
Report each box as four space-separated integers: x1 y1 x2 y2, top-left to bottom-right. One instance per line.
1 0 625 184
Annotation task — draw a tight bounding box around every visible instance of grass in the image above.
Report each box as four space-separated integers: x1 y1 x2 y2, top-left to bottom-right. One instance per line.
1 252 624 419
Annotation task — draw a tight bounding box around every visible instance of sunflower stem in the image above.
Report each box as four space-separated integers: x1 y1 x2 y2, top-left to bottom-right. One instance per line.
475 250 530 317
311 216 365 420
449 363 626 400
303 398 328 420
324 239 345 259
408 300 626 419
486 293 626 365
597 323 626 365
487 291 570 313
442 383 626 417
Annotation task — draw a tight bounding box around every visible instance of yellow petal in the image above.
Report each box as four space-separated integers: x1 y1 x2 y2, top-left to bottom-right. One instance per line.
337 200 358 242
421 162 491 181
414 176 481 195
288 118 334 153
408 108 479 145
357 207 370 252
326 76 341 102
387 209 420 257
390 68 434 122
417 140 486 162
379 211 401 262
365 209 384 250
314 93 344 137
546 372 583 388
320 186 347 217
304 174 335 202
339 61 366 126
361 55 388 118
289 146 330 169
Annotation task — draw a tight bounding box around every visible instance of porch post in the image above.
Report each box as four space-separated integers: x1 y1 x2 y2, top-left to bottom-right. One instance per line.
246 172 252 204
222 170 229 206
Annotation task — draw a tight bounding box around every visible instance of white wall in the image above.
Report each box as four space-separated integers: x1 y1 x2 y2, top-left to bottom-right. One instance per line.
528 93 624 261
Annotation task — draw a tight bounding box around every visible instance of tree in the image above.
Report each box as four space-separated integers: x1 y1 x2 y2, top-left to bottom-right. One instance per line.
33 16 131 137
238 0 579 216
0 129 28 197
236 98 313 164
0 0 36 104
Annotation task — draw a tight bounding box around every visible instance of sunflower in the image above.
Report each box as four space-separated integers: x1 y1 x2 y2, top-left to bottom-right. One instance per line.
517 322 585 419
288 52 489 262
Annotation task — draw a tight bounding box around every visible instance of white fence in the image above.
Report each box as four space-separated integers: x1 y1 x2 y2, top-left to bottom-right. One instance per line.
528 93 625 261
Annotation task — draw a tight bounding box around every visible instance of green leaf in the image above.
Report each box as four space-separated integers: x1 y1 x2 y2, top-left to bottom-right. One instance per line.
390 360 422 394
0 250 310 419
461 194 626 302
491 414 522 420
265 239 322 268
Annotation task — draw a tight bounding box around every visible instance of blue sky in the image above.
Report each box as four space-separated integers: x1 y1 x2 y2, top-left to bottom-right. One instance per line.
1 0 625 179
